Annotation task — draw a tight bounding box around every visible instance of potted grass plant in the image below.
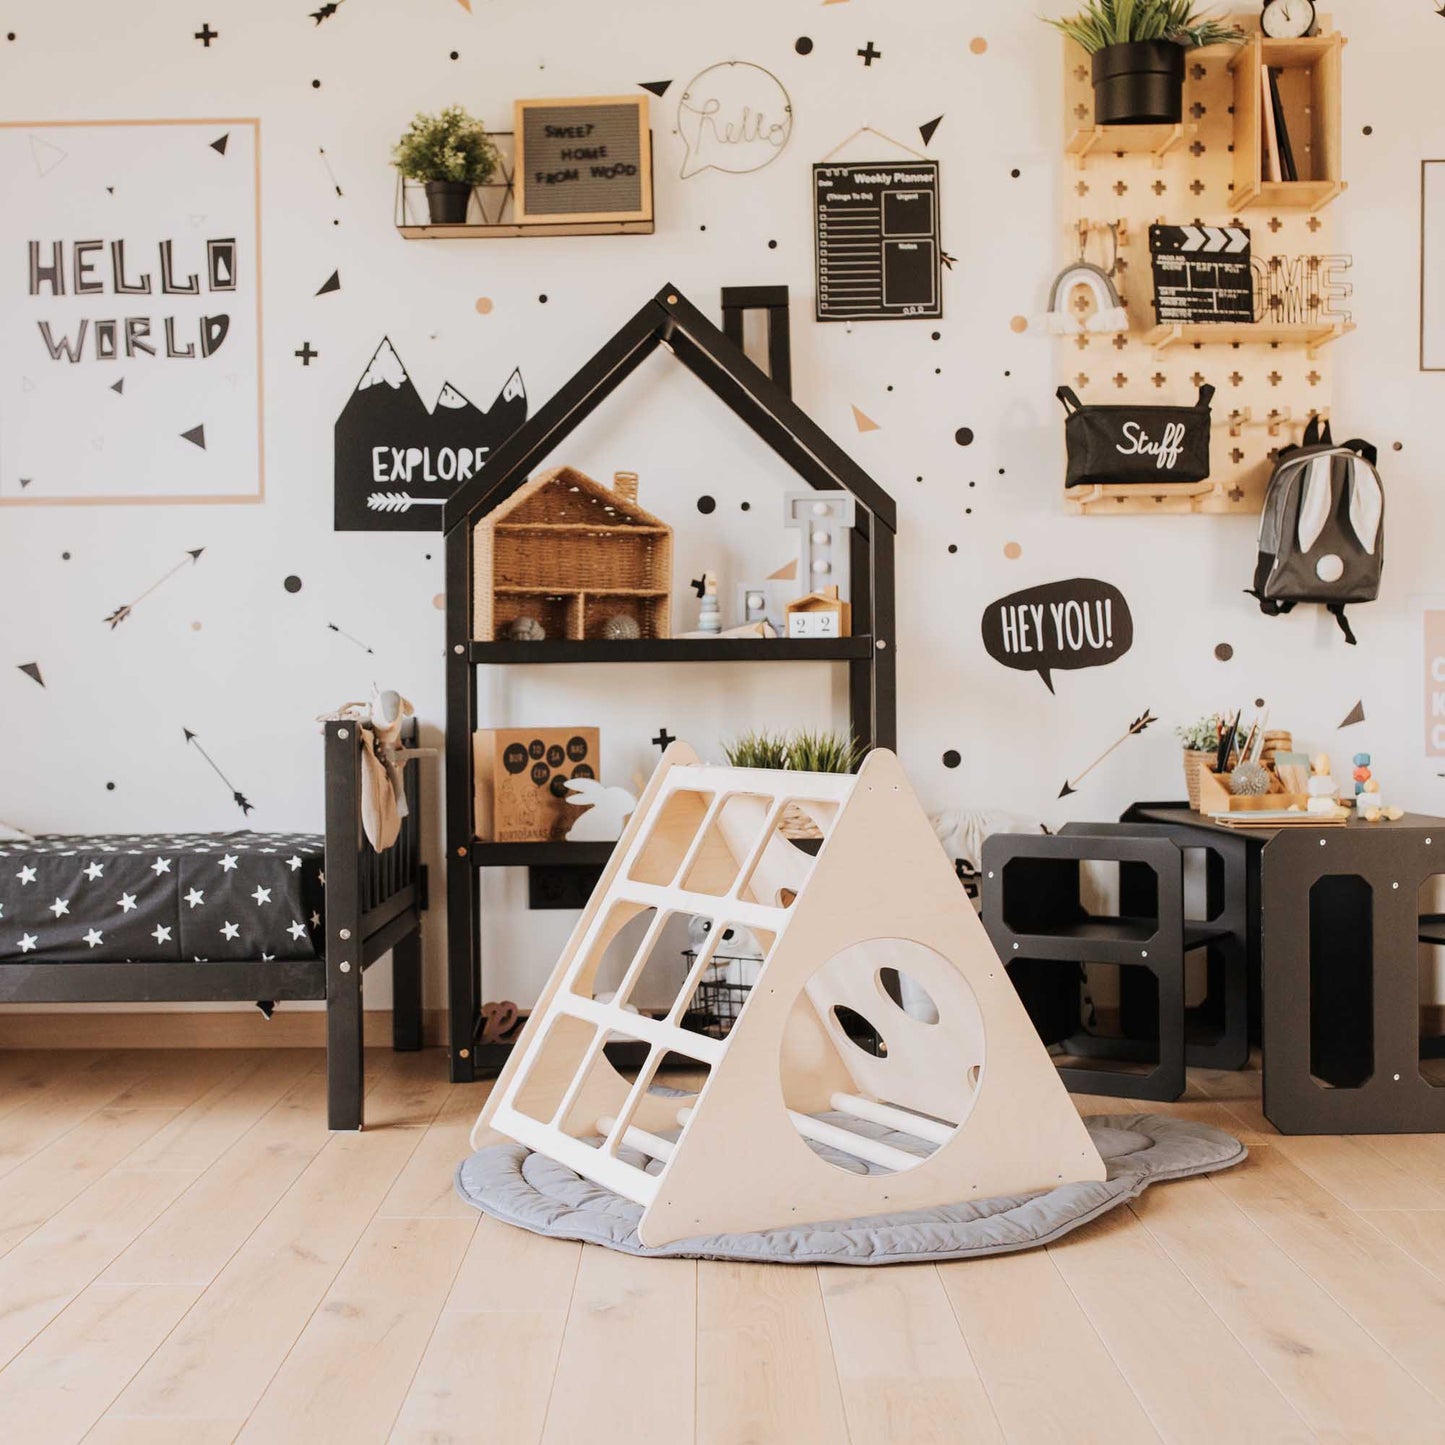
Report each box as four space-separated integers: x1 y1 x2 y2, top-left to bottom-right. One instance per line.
722 728 863 846
392 105 499 224
1046 0 1242 126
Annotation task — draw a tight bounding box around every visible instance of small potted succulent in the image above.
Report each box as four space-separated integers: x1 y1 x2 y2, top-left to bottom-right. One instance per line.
1046 1 1242 126
1176 712 1222 810
392 105 499 225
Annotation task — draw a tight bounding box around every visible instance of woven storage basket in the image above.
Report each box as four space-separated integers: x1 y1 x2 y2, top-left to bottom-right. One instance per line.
1182 750 1214 811
473 466 673 640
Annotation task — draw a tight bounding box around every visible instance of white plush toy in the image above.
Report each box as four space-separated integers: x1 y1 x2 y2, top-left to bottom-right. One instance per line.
564 778 639 842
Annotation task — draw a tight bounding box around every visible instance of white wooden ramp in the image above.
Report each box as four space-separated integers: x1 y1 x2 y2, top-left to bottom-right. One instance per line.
474 742 1104 1246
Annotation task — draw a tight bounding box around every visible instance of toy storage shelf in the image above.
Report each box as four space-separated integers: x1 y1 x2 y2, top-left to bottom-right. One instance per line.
471 840 615 867
399 220 654 240
1144 321 1354 355
467 636 875 665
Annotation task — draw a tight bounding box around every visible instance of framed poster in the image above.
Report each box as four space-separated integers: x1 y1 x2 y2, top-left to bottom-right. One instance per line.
813 161 942 322
0 118 263 506
1422 160 1445 371
513 96 652 226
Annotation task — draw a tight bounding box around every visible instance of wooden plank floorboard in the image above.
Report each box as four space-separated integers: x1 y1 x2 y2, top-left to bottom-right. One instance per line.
0 1048 1437 1444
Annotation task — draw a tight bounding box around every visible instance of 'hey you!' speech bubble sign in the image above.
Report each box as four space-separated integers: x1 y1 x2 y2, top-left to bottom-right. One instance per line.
980 578 1133 693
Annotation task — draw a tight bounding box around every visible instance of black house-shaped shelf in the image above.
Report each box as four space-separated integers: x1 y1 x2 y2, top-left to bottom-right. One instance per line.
441 283 898 1079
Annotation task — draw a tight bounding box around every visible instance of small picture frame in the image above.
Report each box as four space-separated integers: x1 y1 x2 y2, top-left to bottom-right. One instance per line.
513 95 653 228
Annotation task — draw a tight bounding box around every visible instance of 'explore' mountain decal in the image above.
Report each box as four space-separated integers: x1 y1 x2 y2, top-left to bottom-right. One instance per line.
333 337 527 531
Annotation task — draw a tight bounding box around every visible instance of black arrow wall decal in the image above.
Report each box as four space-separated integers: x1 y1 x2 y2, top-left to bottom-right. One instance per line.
183 726 254 814
1059 709 1158 799
18 662 44 687
104 548 205 628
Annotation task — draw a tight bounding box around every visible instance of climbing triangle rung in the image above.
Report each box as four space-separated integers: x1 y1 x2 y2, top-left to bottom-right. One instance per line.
598 1115 676 1162
829 1092 958 1146
677 1103 925 1173
556 995 725 1066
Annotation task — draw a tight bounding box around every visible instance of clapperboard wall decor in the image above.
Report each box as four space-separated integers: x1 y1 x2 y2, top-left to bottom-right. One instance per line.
513 96 653 226
813 161 942 322
1151 224 1255 325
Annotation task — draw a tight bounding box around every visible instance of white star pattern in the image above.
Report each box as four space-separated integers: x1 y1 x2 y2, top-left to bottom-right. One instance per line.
117 892 137 913
287 920 308 941
184 888 205 908
317 870 326 886
285 855 301 872
310 911 321 928
83 928 104 949
16 865 36 885
219 853 239 872
251 885 272 906
83 861 104 881
17 933 37 953
152 924 172 944
48 897 70 918
261 951 275 962
220 921 240 941
150 857 172 875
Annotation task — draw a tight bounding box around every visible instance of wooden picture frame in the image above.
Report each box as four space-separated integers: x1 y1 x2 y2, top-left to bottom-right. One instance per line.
513 95 653 227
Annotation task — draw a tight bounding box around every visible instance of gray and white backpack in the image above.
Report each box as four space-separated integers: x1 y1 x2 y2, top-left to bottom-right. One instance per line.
1250 417 1383 646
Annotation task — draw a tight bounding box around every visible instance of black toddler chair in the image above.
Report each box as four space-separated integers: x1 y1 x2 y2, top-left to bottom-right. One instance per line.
981 826 1241 1102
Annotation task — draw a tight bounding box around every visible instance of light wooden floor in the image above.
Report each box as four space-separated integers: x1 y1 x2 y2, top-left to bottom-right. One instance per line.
3 1048 1445 1444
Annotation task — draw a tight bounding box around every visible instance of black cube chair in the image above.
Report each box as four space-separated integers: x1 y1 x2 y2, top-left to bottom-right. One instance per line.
981 829 1234 1102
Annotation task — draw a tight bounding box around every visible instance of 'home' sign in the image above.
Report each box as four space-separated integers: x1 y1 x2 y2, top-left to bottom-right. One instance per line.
513 96 653 227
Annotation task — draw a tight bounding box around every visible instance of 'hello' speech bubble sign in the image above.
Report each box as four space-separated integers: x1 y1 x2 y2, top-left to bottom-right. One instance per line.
980 578 1133 693
676 61 793 180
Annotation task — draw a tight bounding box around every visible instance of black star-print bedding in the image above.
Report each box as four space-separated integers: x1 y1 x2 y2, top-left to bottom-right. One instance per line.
0 832 325 963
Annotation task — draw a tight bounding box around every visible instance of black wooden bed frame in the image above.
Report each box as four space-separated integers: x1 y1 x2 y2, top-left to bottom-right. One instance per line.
0 719 427 1130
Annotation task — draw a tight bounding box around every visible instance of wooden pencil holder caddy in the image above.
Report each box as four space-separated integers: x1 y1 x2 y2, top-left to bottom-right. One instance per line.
1196 766 1310 816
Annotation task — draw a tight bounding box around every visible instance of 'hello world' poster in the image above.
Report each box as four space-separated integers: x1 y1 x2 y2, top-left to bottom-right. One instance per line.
0 119 262 505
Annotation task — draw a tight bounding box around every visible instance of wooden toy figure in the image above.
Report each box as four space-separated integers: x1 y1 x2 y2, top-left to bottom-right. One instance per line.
694 572 721 634
1307 753 1340 816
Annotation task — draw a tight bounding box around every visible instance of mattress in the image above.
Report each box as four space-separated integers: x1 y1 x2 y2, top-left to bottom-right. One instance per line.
0 831 325 963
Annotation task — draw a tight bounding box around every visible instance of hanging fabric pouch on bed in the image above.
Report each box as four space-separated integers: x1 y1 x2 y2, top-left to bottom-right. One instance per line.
1057 384 1214 489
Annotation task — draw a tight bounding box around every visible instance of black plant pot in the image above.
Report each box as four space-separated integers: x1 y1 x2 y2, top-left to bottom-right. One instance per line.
424 179 472 224
1091 40 1186 126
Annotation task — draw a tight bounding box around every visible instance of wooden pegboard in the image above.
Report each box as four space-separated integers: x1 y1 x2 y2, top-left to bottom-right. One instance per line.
1057 16 1347 516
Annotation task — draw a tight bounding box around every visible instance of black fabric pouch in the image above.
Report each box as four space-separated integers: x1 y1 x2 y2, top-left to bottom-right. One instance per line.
1057 383 1214 488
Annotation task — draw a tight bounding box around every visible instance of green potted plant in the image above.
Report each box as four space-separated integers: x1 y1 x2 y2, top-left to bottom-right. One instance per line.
1175 712 1222 810
1046 1 1242 126
392 105 499 225
722 728 863 846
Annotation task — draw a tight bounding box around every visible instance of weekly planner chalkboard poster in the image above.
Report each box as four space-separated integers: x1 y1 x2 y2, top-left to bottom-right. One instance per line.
0 119 263 506
813 161 942 322
513 96 652 226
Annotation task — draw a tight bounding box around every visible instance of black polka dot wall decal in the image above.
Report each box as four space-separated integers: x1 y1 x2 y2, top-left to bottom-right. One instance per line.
696 495 717 515
1393 441 1403 451
740 501 751 511
61 551 71 560
795 36 814 54
105 781 116 791
1214 643 1234 662
283 575 303 594
767 239 778 249
1363 125 1373 135
450 50 459 59
538 294 548 303
311 78 322 89
942 749 961 769
1010 168 1021 178
5 32 15 41
948 544 958 553
1255 697 1267 710
931 331 941 340
955 427 974 446
699 224 707 231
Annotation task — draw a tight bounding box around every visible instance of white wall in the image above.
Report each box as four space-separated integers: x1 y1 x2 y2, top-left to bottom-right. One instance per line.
2 0 1441 1013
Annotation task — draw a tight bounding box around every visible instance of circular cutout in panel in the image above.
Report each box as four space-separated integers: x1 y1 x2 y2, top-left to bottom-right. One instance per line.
779 937 984 1174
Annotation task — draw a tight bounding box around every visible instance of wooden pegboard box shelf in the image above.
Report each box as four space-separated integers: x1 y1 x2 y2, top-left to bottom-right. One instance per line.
1144 319 1354 357
1229 30 1346 212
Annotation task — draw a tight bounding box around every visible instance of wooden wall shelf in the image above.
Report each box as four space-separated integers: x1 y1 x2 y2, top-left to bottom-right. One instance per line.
1057 15 1349 518
399 219 655 240
1144 320 1354 356
1229 31 1346 212
1065 122 1195 168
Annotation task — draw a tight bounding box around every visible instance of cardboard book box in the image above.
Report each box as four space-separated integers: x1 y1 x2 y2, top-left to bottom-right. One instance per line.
474 728 600 842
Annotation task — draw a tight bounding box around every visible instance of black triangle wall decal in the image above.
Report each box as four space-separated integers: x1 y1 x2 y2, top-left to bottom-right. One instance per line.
316 270 341 295
181 424 207 449
638 79 672 97
919 115 943 146
211 133 229 155
18 662 43 687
